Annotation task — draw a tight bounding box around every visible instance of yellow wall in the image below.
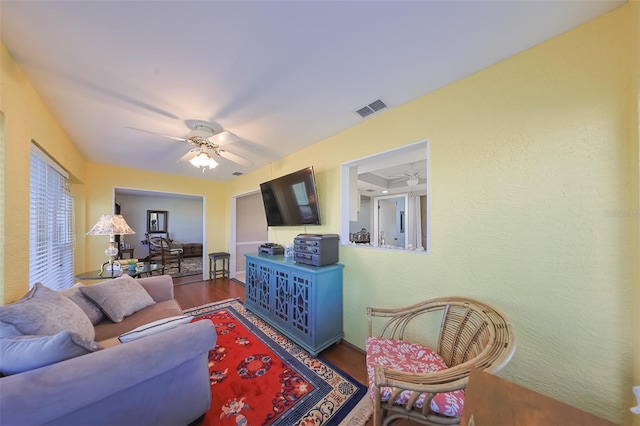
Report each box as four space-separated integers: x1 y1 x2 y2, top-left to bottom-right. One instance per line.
1 2 638 424
229 4 639 423
630 1 640 422
0 42 87 303
0 112 4 303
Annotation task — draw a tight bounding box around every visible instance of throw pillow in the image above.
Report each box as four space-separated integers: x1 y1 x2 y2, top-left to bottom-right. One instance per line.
60 283 105 325
118 315 193 343
0 283 95 341
80 275 155 323
0 331 101 375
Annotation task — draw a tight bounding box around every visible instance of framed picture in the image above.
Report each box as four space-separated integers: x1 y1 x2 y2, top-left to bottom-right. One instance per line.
147 210 168 234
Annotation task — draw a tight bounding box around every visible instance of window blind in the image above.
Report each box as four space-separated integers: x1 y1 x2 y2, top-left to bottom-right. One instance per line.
29 145 74 290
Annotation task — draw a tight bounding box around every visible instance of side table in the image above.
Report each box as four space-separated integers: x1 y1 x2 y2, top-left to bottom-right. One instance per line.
118 248 134 259
461 369 616 425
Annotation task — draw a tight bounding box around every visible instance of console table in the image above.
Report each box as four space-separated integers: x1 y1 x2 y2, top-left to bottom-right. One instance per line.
461 369 616 425
244 253 344 357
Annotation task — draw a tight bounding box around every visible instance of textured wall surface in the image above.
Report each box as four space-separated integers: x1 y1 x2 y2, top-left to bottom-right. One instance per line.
0 43 86 303
0 113 4 302
228 4 638 423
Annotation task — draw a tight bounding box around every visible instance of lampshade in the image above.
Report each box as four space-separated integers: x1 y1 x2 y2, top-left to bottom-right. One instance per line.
189 152 219 170
87 214 135 276
407 176 419 186
87 214 136 236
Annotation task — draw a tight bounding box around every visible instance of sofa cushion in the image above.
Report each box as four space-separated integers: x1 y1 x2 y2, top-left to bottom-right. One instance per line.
60 283 105 325
0 283 95 341
94 299 183 342
118 315 193 343
80 275 155 323
0 331 102 375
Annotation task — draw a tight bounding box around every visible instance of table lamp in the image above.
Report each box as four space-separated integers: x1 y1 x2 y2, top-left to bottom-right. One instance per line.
87 214 135 276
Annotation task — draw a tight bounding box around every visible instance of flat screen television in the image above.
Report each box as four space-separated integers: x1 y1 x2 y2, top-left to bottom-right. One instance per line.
259 166 321 226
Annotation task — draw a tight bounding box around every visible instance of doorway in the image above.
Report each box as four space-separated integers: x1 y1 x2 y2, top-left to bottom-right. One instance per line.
113 188 205 279
373 194 408 248
230 190 268 283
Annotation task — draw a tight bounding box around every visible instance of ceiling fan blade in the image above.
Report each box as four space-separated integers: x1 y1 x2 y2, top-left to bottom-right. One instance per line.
209 130 239 146
126 126 185 142
218 150 254 166
177 149 199 163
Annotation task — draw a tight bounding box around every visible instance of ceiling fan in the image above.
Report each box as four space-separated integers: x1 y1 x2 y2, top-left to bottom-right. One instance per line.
127 122 253 172
390 164 423 186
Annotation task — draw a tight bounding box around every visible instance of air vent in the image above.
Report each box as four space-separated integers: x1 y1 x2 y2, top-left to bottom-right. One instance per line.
356 106 374 118
232 172 243 176
368 99 387 112
355 99 387 118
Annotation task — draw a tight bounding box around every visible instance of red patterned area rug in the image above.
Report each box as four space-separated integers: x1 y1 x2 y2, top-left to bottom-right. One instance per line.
183 299 372 426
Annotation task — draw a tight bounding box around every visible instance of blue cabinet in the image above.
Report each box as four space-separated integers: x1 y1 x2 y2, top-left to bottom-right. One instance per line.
245 254 344 356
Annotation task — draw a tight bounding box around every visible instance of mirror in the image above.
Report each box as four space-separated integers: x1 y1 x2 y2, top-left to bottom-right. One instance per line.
147 210 168 234
340 140 429 252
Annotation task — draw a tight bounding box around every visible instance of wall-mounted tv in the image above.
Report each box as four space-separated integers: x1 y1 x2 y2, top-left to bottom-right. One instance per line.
259 166 321 226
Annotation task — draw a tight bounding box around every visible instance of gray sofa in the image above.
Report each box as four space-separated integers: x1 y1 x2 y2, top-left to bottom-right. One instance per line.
0 275 217 426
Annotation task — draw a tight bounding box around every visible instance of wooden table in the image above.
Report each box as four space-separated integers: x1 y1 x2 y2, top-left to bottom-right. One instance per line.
461 369 616 426
117 248 134 259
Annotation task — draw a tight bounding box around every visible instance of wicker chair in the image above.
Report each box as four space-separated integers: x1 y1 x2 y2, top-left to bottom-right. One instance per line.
366 297 516 426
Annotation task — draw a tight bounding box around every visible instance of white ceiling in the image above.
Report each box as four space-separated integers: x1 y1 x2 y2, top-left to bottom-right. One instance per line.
1 0 624 181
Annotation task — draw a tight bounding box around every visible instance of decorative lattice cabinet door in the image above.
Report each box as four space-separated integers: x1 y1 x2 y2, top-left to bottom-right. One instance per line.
272 265 291 327
245 257 272 314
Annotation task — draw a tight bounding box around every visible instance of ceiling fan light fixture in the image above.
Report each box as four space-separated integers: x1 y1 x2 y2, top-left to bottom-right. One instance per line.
190 125 216 139
407 176 419 186
128 120 252 170
189 151 219 170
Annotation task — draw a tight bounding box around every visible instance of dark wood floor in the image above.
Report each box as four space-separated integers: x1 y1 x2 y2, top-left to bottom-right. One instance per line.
172 275 381 425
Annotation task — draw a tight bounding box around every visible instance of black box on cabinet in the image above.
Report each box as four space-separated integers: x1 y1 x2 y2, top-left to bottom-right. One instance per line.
259 244 284 255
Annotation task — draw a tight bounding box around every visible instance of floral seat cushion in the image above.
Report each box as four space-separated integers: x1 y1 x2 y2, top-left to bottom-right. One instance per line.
365 336 465 418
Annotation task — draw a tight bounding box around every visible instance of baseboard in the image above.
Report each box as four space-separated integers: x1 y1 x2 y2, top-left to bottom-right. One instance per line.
230 278 245 286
